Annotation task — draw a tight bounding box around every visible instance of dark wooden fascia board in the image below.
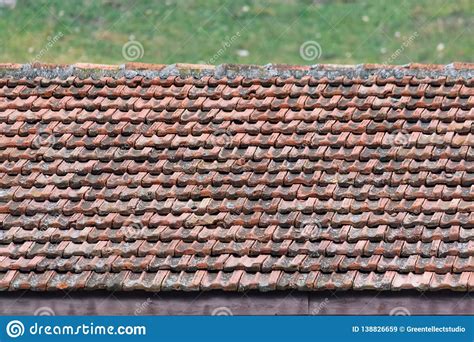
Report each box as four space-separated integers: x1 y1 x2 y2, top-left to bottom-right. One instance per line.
0 291 471 316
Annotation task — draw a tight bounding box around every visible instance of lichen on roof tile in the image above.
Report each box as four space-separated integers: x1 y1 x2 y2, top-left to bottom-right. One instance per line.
0 62 472 292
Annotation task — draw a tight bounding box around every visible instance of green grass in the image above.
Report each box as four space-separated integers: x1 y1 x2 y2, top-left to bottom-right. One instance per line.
0 0 472 65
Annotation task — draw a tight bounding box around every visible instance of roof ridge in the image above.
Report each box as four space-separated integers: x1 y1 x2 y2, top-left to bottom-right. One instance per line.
0 62 473 79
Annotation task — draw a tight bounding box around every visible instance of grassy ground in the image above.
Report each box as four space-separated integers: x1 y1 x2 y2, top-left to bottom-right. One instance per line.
0 0 472 65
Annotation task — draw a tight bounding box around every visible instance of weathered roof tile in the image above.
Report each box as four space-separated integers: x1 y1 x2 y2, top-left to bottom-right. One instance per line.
0 63 472 292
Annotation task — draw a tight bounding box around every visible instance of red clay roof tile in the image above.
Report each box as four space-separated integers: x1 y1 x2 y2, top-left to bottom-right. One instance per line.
0 63 472 292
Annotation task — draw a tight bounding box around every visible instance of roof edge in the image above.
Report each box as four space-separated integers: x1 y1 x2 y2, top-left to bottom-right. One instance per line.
0 62 473 79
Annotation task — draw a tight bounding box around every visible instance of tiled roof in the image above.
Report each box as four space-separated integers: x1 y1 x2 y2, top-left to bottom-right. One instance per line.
0 62 473 292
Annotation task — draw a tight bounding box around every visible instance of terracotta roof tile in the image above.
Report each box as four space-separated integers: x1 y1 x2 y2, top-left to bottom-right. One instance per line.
0 63 472 292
